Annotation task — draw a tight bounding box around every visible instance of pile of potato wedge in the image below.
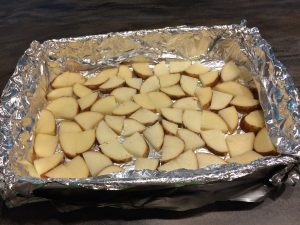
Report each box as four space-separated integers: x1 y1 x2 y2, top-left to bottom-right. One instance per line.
23 60 277 178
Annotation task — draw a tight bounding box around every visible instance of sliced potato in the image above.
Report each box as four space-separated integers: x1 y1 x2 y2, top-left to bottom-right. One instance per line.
125 77 143 90
197 153 227 168
129 108 159 125
177 128 205 151
154 61 169 76
65 156 89 178
74 111 103 130
241 110 265 133
52 72 85 88
82 151 112 176
104 115 125 134
132 63 153 78
161 135 184 162
60 121 82 133
160 85 186 99
180 75 198 96
158 73 180 87
140 76 160 93
73 83 93 98
218 106 238 133
19 159 40 177
35 109 56 135
122 119 146 136
172 97 198 110
210 90 233 111
143 122 164 151
77 92 98 111
161 119 178 135
33 152 64 176
99 76 125 92
135 158 159 170
46 97 78 119
91 96 118 114
111 87 136 103
101 139 132 162
96 121 118 144
227 151 263 164
221 61 241 82
226 132 255 157
185 62 210 77
161 107 183 124
169 61 191 73
47 87 73 100
199 70 219 87
34 134 58 158
195 87 212 109
148 91 173 111
84 68 118 89
158 151 198 171
117 65 132 79
133 93 156 111
254 127 276 155
112 101 140 116
201 130 228 155
182 110 202 133
123 132 149 157
230 95 259 112
214 81 254 98
45 164 73 178
98 165 124 176
201 110 228 133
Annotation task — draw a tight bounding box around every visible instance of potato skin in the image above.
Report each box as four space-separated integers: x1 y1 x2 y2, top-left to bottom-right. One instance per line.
240 117 261 133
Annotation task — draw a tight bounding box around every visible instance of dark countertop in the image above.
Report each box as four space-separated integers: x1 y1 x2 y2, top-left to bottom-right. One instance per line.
1 0 300 224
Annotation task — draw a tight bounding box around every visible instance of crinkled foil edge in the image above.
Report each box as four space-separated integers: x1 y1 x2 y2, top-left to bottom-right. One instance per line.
1 21 300 205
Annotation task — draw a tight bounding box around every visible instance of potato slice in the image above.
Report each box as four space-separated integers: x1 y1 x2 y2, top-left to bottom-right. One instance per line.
201 110 228 133
230 96 259 112
143 122 164 151
172 97 198 110
45 164 73 178
199 70 219 87
133 93 156 111
177 128 205 151
91 96 118 114
210 90 233 111
160 85 186 99
158 73 180 87
60 121 82 133
154 61 169 76
148 91 173 111
60 129 96 157
35 109 56 135
34 134 58 158
182 110 202 133
122 119 146 136
77 92 98 111
195 87 212 109
185 62 210 77
112 101 140 116
47 97 78 119
101 139 132 162
161 107 183 124
73 83 93 98
226 132 255 157
218 106 238 133
111 87 136 103
98 165 124 176
123 132 149 157
140 76 160 93
52 72 85 88
162 119 178 135
197 153 227 168
169 61 191 73
158 151 198 171
125 77 143 90
99 76 125 92
104 115 125 134
254 128 276 155
214 81 254 98
33 152 64 176
221 61 241 82
47 87 73 100
82 151 112 176
18 159 40 177
74 112 103 130
227 151 263 164
201 130 228 155
180 75 198 96
117 65 132 79
135 158 159 170
96 121 118 144
161 135 184 162
132 63 153 78
129 108 159 125
65 156 89 178
84 68 118 89
241 110 265 133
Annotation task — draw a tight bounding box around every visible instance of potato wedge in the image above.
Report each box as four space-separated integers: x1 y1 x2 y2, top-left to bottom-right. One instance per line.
104 115 125 134
230 96 259 112
35 110 56 135
214 81 254 98
111 87 136 103
158 73 180 87
197 153 227 168
47 97 78 119
169 61 191 73
65 156 89 178
182 110 202 133
148 91 173 111
112 101 140 116
98 165 124 175
52 72 85 88
210 91 233 111
241 110 265 133
82 151 112 176
254 127 276 155
33 152 64 176
172 97 198 110
129 108 159 125
125 77 143 90
77 92 98 111
133 93 156 111
180 75 198 96
84 68 118 89
101 139 132 162
132 63 153 78
199 70 219 87
34 134 58 158
221 61 241 82
122 119 146 136
60 121 82 133
177 128 205 151
201 130 228 155
91 96 118 114
154 61 169 76
74 111 103 130
218 106 238 133
185 62 210 77
96 121 118 144
123 132 149 157
195 87 212 109
161 119 178 135
227 151 262 164
201 110 228 133
47 87 73 100
226 132 255 157
140 76 160 93
117 65 132 79
135 158 159 170
99 76 125 92
161 135 184 162
158 151 198 171
161 107 183 124
143 122 164 151
73 83 93 98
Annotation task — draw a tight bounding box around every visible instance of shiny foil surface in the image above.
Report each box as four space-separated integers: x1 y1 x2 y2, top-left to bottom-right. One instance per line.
1 21 300 208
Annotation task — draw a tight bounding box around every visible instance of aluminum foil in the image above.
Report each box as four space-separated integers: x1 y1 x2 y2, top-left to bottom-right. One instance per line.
1 21 300 209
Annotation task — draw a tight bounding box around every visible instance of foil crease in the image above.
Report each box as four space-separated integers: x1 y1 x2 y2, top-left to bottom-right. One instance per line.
1 21 300 207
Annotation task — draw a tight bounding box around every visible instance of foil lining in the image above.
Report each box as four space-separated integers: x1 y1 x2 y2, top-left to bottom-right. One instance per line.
1 21 300 207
